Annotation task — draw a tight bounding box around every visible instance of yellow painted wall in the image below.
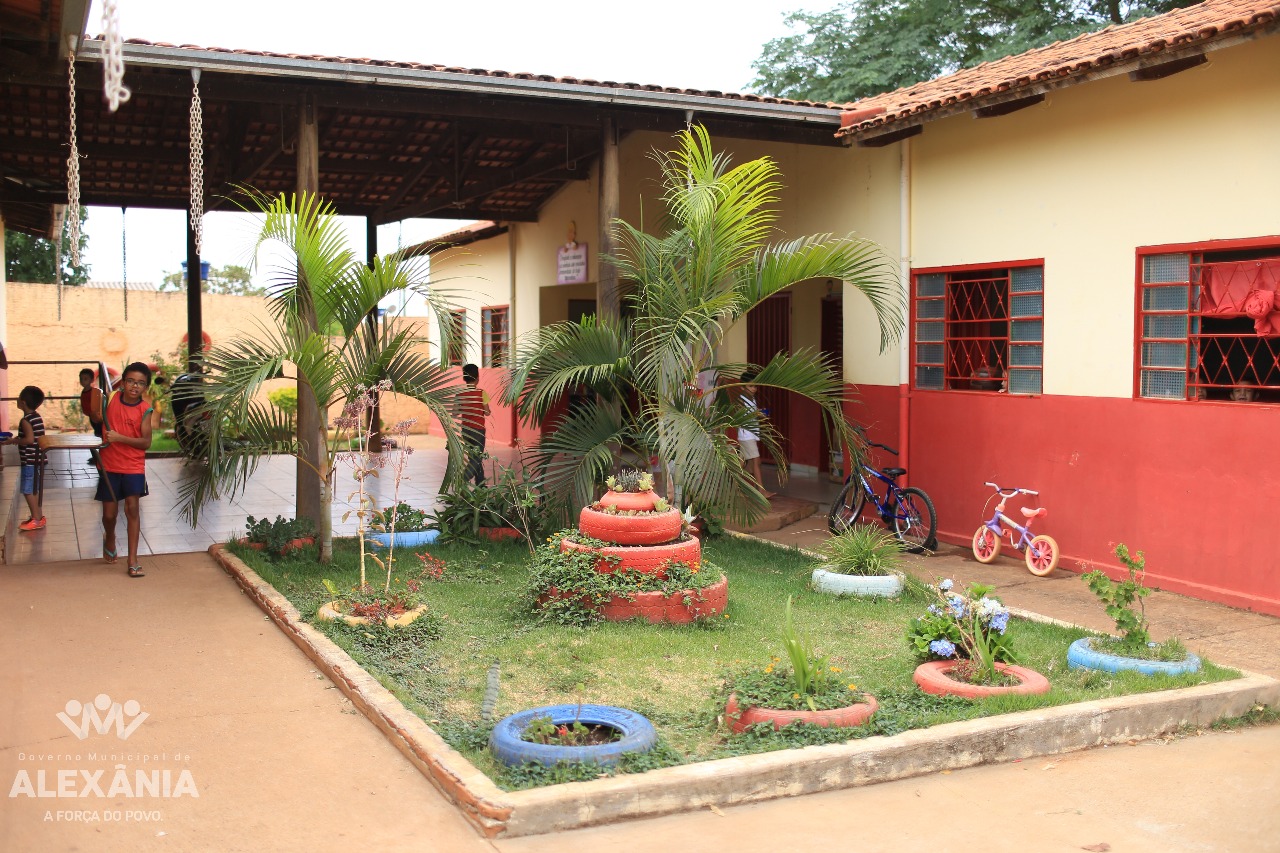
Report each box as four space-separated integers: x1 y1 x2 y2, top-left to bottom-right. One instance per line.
427 233 512 365
904 37 1280 398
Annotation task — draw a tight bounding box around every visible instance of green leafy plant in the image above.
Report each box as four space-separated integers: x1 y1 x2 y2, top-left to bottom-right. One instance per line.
382 502 432 532
525 530 724 626
505 126 903 527
431 463 557 550
1082 543 1187 661
319 553 444 622
818 523 904 576
906 579 1018 685
244 514 316 556
726 597 861 713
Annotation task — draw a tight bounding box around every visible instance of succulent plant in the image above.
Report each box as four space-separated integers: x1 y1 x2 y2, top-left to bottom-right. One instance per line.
607 468 654 493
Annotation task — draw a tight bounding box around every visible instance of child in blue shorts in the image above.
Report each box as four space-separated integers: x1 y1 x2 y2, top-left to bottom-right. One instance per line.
6 386 48 530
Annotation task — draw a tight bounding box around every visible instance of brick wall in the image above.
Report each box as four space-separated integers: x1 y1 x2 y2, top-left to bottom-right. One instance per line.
3 282 439 434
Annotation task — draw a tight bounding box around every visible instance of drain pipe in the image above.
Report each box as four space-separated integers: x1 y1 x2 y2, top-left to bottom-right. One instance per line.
898 139 912 484
507 222 519 446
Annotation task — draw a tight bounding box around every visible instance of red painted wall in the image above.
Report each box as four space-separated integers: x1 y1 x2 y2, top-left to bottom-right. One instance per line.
855 384 1280 615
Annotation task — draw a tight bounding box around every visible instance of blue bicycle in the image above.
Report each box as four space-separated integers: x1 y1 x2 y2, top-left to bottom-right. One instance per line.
827 433 938 553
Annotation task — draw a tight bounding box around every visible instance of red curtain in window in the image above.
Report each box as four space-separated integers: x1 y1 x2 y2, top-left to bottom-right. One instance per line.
1200 260 1280 335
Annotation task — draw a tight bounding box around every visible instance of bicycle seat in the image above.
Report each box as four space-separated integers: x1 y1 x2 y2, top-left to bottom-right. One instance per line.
1020 506 1047 519
881 467 906 479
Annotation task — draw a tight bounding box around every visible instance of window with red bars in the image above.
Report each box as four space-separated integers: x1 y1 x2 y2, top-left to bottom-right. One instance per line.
1138 245 1280 402
445 309 466 367
912 264 1044 393
482 306 509 368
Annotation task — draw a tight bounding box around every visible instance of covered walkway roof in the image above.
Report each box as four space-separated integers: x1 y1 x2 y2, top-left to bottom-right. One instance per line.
1 18 846 237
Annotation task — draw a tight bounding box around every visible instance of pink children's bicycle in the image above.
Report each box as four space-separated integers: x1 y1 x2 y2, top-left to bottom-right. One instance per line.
972 482 1061 576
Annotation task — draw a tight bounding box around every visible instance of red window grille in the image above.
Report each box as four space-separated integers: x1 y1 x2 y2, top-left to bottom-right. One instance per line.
482 306 509 368
912 263 1044 394
445 309 466 367
1138 244 1280 402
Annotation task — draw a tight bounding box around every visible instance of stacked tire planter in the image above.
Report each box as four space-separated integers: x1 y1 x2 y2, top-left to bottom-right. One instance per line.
559 487 728 623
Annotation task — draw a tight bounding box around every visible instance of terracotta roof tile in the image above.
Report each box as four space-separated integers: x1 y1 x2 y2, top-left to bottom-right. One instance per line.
837 0 1280 137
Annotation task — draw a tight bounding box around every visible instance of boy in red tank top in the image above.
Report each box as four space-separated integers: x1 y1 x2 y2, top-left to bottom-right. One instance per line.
97 362 154 578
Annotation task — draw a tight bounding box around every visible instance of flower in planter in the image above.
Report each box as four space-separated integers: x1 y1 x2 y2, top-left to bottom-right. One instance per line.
726 597 869 713
817 523 905 576
906 579 1019 684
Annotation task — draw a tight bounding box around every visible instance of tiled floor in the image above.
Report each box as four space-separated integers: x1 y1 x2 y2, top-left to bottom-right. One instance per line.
1 439 841 565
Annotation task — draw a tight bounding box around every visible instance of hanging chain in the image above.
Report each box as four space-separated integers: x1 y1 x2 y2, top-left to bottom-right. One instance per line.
122 207 129 321
101 0 131 112
189 69 205 255
66 46 82 269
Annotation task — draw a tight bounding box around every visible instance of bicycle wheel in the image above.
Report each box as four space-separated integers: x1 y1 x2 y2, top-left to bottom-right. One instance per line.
827 479 867 534
972 526 1001 563
1025 534 1060 576
891 487 937 553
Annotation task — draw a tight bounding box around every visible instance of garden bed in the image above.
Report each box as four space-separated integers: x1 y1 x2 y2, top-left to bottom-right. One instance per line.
213 537 1278 837
230 536 1250 753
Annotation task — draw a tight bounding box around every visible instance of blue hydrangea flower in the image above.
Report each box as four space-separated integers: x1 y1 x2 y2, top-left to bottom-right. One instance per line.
929 639 956 658
989 611 1010 634
947 595 967 618
938 579 954 592
978 596 1001 617
927 605 942 616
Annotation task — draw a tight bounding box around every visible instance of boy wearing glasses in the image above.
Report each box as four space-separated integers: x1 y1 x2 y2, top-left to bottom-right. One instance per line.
97 362 154 578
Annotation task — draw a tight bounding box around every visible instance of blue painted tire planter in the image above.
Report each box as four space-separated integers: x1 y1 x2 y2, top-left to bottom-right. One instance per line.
489 704 658 768
1067 637 1202 676
368 529 438 549
811 568 904 598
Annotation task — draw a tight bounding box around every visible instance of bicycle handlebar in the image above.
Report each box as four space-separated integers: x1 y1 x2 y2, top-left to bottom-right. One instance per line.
983 481 1038 496
853 425 897 456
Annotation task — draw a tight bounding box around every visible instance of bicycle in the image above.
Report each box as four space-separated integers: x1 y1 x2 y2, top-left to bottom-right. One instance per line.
971 482 1060 576
827 433 937 553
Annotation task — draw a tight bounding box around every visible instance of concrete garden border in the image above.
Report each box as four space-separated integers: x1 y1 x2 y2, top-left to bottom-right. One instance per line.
210 543 1280 839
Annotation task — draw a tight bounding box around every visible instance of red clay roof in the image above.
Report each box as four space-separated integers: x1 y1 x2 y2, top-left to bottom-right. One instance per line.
116 37 846 112
836 0 1280 138
399 221 507 258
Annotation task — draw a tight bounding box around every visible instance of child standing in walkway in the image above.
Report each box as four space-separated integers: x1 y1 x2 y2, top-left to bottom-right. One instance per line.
454 363 490 486
737 370 774 500
6 386 47 530
97 362 153 578
78 367 104 464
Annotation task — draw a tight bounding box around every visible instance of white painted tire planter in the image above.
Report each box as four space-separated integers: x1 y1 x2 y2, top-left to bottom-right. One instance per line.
1067 637 1202 676
811 568 904 598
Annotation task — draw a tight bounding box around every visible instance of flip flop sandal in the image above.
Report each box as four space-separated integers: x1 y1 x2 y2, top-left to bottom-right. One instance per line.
127 565 145 578
104 538 118 564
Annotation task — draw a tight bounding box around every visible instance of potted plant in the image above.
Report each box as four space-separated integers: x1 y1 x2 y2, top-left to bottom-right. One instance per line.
1068 543 1201 675
489 700 658 768
811 523 906 597
724 597 878 733
578 469 682 545
316 552 444 629
907 579 1050 698
368 502 439 549
239 515 316 556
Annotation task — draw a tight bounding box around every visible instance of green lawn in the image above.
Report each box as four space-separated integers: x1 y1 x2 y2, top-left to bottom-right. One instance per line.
231 535 1238 789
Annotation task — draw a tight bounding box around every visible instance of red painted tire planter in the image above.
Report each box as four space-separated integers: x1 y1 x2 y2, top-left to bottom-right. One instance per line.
578 506 683 545
724 692 878 734
560 536 700 575
913 661 1050 699
595 489 661 512
598 575 727 624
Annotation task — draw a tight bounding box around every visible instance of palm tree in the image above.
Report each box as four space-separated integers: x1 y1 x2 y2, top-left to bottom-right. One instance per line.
505 126 905 525
178 191 467 561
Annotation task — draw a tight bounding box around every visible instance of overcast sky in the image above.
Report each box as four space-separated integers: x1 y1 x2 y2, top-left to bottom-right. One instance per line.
78 0 807 285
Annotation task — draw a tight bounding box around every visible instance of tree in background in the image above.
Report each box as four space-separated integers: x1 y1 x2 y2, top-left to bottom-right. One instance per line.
752 1 1194 103
159 263 265 296
4 207 90 284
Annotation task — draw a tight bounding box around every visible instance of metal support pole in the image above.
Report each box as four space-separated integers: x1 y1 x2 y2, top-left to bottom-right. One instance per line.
365 216 382 453
185 214 202 371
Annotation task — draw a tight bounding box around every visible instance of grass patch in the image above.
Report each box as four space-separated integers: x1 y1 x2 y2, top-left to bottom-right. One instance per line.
231 534 1243 790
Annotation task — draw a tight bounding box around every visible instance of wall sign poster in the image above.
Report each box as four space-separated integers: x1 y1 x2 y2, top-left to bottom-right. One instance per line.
557 242 589 285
